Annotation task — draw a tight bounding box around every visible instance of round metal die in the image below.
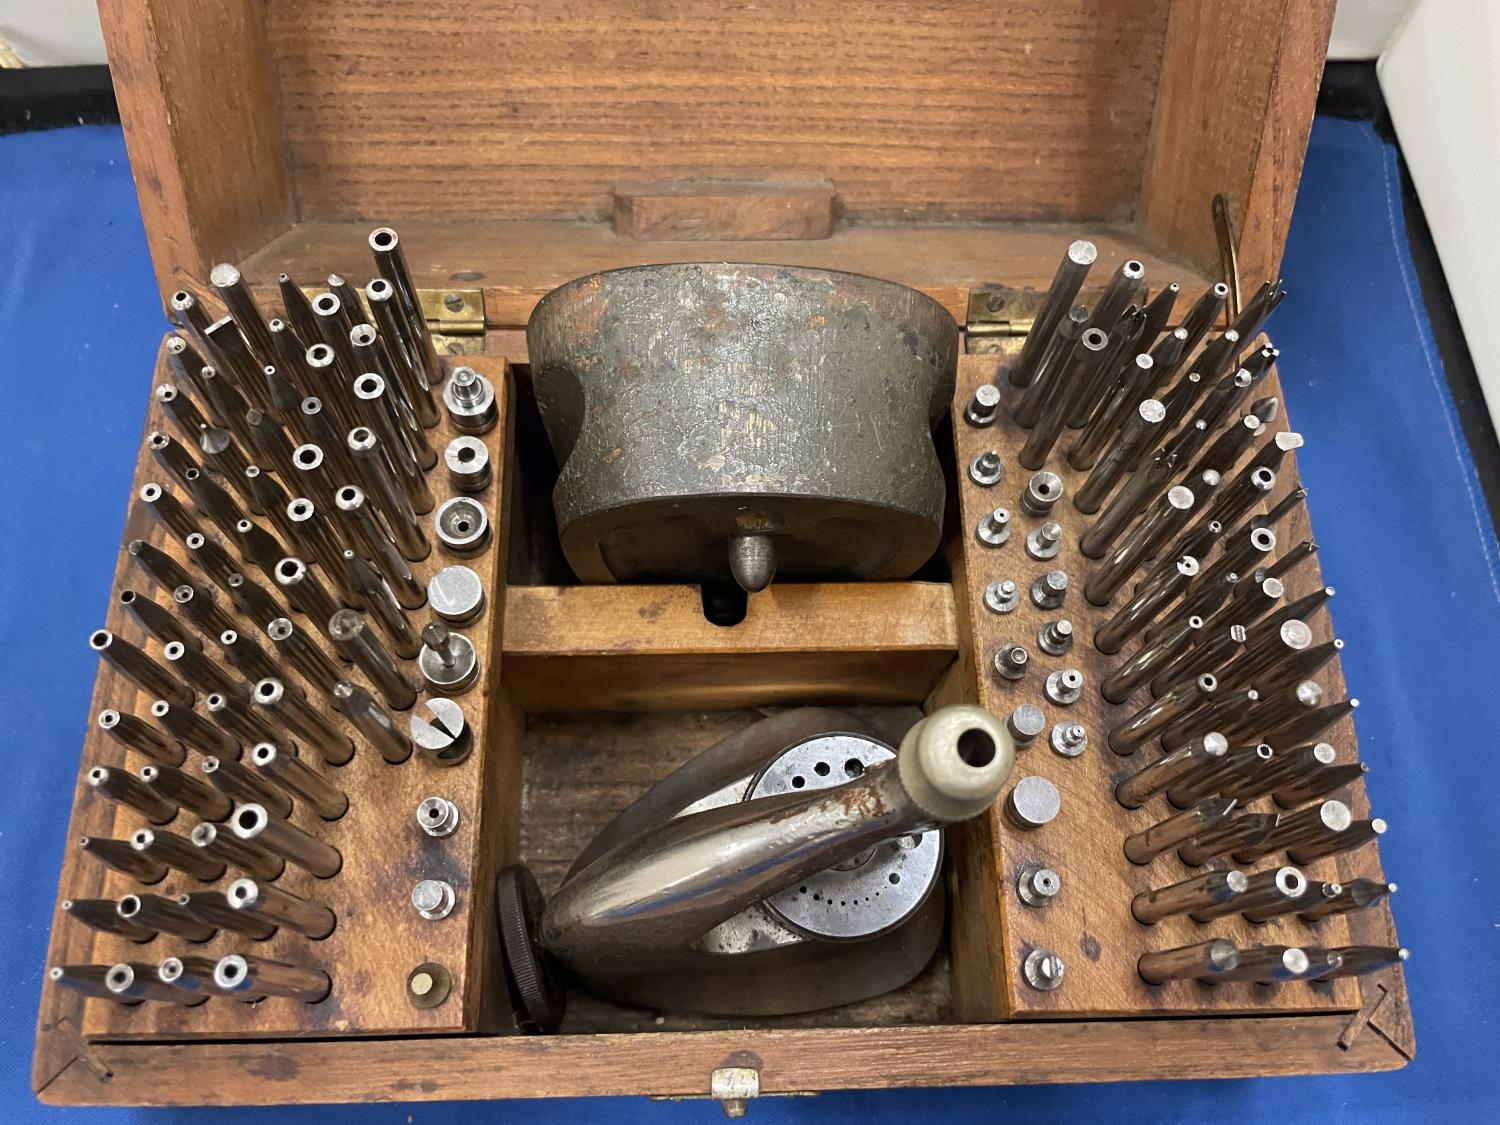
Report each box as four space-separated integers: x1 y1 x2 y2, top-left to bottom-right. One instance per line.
749 734 941 941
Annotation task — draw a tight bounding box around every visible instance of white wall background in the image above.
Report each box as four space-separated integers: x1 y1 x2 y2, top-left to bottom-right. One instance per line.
0 0 107 66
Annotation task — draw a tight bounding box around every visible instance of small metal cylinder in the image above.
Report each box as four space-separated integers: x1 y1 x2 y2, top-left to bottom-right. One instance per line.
172 581 239 642
1194 866 1309 922
200 755 293 820
131 826 226 881
226 877 337 939
190 821 285 881
139 762 232 821
106 961 207 1005
416 796 461 837
250 742 348 820
177 890 277 941
418 620 479 695
1114 732 1228 809
98 708 186 766
274 555 343 630
231 803 342 878
49 964 138 1004
251 677 355 765
158 954 239 1001
344 551 420 657
79 835 167 883
266 616 344 695
60 898 155 943
85 764 176 824
328 610 417 710
89 629 193 707
117 588 198 652
1074 398 1166 511
1122 797 1236 865
138 481 202 544
443 366 499 434
1099 615 1202 706
1133 870 1250 925
332 681 413 764
349 426 430 561
1108 675 1213 755
334 484 426 609
445 436 492 492
151 698 238 759
1215 945 1310 984
164 639 244 701
355 372 436 511
214 953 332 1003
217 632 284 695
117 892 216 943
433 496 491 556
1138 939 1241 985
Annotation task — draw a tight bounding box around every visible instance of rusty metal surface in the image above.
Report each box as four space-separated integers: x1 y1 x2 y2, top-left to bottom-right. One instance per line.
526 263 958 586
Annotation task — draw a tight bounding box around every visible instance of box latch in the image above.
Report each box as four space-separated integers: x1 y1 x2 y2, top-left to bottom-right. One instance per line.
649 1065 815 1117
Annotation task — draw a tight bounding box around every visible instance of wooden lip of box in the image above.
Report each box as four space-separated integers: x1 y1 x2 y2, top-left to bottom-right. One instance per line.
35 0 1411 1107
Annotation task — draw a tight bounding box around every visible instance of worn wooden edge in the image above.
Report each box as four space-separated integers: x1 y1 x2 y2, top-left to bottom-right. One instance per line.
237 219 1219 331
98 0 295 300
499 582 958 711
35 1008 1410 1106
612 179 836 242
1138 0 1334 286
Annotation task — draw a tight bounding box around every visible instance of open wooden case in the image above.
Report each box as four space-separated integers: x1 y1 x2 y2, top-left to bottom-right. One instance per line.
35 0 1413 1109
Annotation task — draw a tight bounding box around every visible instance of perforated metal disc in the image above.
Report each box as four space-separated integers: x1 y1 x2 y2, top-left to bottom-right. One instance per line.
748 734 941 941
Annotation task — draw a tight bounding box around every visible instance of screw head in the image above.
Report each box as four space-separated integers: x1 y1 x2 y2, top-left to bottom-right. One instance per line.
1023 947 1066 990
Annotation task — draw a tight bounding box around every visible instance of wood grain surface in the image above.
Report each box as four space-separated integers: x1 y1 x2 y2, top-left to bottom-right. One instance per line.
97 0 295 296
1139 1 1335 285
501 583 958 712
612 179 836 242
37 1006 1407 1106
262 1 1169 224
949 342 1383 1018
39 346 512 1042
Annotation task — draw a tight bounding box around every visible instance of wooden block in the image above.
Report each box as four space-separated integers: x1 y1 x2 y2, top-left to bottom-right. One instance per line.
38 344 516 1043
501 582 957 711
612 179 835 241
98 0 294 296
1139 0 1335 284
948 350 1376 1018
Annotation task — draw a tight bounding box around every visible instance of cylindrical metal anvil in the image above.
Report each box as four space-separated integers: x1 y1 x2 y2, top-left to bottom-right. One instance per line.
527 264 958 592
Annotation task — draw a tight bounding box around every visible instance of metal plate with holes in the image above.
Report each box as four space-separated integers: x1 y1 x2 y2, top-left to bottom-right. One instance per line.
748 734 941 940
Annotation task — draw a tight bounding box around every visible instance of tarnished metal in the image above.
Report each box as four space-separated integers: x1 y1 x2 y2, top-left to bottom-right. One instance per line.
527 264 958 590
540 705 1012 1016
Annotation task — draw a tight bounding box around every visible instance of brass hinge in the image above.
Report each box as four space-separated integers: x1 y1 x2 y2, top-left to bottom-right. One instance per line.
965 286 1046 354
416 288 486 336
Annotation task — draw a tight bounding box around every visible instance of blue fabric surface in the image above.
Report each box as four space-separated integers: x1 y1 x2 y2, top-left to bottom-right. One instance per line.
1 116 1495 1122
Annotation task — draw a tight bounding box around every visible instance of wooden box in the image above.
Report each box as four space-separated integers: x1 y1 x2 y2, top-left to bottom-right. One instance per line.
35 0 1413 1109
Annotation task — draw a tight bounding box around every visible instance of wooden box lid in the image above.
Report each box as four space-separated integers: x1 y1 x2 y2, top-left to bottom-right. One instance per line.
100 0 1334 321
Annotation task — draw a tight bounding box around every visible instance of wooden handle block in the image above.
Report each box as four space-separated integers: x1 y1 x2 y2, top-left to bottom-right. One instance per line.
612 179 836 241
